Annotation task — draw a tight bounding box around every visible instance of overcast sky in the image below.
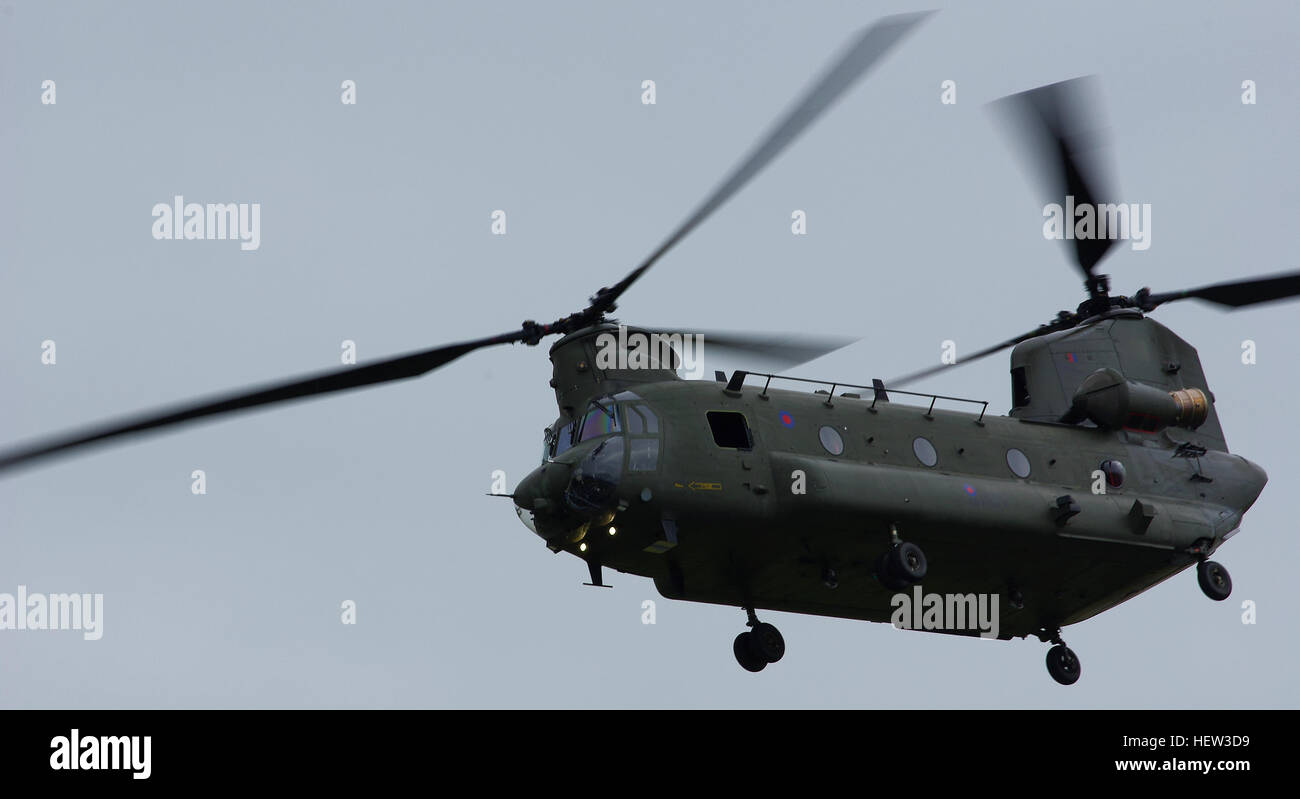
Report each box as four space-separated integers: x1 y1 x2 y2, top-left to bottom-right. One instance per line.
2 0 1297 708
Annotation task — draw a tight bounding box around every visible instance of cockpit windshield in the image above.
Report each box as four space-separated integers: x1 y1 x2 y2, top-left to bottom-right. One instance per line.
544 392 661 464
577 399 620 442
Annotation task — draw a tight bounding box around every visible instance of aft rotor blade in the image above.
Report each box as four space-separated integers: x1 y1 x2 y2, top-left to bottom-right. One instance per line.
991 76 1117 279
1143 270 1300 310
884 315 1099 388
590 12 932 315
0 330 526 474
640 328 857 370
884 329 1043 388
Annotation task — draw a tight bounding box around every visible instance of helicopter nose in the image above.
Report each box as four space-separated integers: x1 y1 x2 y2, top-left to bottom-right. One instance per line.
514 504 539 535
562 437 624 515
513 461 571 516
512 438 628 543
1238 456 1268 511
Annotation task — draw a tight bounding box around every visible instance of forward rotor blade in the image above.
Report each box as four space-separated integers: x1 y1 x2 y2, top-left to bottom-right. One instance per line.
0 330 526 474
991 76 1117 279
640 328 857 370
591 12 932 314
1143 270 1300 310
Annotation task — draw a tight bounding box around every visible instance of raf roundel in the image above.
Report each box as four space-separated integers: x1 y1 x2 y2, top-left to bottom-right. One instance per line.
779 411 795 428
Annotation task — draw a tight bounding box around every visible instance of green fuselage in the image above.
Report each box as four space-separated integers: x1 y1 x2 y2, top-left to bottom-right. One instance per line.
514 369 1266 640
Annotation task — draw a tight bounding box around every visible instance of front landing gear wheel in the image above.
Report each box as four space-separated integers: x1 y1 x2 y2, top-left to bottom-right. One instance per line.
1197 560 1232 601
1046 644 1081 686
733 632 766 672
750 622 785 664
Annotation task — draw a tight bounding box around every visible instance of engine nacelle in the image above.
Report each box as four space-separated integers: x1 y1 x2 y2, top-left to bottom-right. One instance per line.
1061 367 1209 432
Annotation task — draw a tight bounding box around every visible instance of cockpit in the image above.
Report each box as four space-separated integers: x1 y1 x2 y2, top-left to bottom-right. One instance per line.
517 390 664 542
542 390 660 468
539 391 662 514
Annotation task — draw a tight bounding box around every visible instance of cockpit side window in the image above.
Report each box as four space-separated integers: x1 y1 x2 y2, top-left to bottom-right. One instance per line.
624 403 659 434
622 401 661 471
552 420 577 457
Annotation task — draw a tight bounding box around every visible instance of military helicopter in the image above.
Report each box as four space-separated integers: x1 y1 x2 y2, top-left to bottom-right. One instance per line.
3 12 1296 685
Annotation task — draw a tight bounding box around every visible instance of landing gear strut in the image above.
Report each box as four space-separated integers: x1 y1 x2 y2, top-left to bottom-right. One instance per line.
1037 628 1081 686
733 606 785 673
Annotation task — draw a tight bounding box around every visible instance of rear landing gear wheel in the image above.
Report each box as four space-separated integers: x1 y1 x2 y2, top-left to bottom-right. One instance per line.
750 622 785 664
1046 644 1081 686
733 632 766 672
1197 560 1232 601
878 541 928 591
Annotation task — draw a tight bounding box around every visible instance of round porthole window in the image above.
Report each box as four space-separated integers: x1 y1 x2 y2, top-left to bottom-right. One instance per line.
913 437 937 467
1100 459 1125 488
819 426 844 455
1006 448 1031 478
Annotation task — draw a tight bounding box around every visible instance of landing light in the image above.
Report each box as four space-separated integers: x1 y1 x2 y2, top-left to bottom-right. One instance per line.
608 526 617 536
579 542 588 552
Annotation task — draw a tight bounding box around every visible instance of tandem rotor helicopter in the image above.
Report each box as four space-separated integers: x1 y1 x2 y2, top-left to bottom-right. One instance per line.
3 12 1296 684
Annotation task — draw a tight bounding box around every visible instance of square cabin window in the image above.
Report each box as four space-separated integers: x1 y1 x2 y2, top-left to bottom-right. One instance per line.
707 411 752 450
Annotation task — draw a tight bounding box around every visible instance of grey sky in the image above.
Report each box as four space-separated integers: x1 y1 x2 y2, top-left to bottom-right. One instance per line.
2 0 1297 708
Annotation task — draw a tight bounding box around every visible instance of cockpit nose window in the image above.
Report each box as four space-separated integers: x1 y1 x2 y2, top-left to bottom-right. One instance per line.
578 400 621 442
565 436 624 513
